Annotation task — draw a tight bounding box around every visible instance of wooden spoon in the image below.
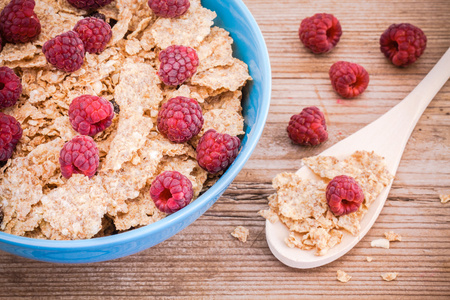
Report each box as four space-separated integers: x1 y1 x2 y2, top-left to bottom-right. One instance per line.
265 47 450 269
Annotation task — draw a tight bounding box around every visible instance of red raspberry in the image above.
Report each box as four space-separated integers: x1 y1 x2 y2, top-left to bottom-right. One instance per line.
326 175 364 216
0 66 22 109
0 35 2 53
380 23 427 67
69 95 114 136
0 206 3 224
148 0 190 18
157 96 203 143
150 170 193 214
299 13 342 54
73 17 112 54
158 45 199 86
287 106 328 146
196 129 241 174
59 135 99 179
42 31 85 72
66 0 113 10
329 61 369 98
0 0 41 44
0 112 22 161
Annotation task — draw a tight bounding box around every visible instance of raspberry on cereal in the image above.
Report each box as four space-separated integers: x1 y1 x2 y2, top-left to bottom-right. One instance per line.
59 135 99 179
299 13 342 54
67 0 113 10
329 61 369 98
150 170 194 214
380 23 427 67
287 106 328 146
69 95 114 136
148 0 190 18
157 96 204 143
0 112 22 161
73 17 112 54
0 66 22 109
158 45 199 86
196 129 241 174
42 31 85 73
326 175 364 216
0 0 41 44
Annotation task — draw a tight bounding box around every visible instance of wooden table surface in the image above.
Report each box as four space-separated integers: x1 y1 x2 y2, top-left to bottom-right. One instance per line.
1 0 449 298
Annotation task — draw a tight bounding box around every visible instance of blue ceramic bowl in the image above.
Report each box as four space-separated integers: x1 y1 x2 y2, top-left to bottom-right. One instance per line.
0 0 271 263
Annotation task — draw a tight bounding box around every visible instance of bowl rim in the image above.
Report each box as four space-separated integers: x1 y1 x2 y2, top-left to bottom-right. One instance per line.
0 0 272 251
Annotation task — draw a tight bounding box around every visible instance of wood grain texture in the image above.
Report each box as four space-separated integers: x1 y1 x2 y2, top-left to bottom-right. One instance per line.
1 0 449 298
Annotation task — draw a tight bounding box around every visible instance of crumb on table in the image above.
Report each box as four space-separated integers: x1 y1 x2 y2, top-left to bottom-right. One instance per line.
231 226 249 243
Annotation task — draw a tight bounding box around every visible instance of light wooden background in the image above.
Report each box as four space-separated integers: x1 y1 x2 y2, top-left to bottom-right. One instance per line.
1 0 449 298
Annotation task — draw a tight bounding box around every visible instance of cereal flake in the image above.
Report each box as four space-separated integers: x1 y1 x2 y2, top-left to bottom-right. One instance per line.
231 226 249 243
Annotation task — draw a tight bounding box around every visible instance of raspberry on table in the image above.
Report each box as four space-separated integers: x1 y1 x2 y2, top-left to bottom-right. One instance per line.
287 106 328 146
329 61 369 98
73 17 112 54
157 96 204 143
0 66 22 109
326 175 364 216
0 0 41 44
66 0 113 10
380 23 427 67
196 129 241 174
42 31 85 73
148 0 190 18
150 170 194 214
59 135 99 179
0 112 22 161
69 95 114 136
158 45 199 86
299 13 342 54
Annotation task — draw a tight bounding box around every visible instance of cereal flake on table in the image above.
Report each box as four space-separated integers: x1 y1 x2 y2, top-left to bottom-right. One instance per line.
381 272 399 281
0 0 251 240
440 194 450 204
384 231 402 242
336 270 352 283
231 226 250 243
260 151 393 255
371 238 390 249
366 256 373 262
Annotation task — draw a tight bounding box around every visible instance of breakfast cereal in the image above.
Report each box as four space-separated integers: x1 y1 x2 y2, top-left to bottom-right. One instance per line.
0 0 251 240
371 238 390 249
336 270 351 283
384 231 402 242
231 226 249 243
381 272 399 281
260 151 393 255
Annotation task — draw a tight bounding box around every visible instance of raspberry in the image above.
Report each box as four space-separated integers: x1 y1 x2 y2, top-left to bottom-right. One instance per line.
0 35 2 53
380 23 427 67
299 13 342 54
196 129 241 174
329 61 369 98
0 66 22 109
287 106 328 146
148 0 190 18
59 135 99 179
0 205 3 225
326 175 364 216
0 112 22 161
73 17 112 54
69 95 114 136
157 96 203 143
158 45 199 86
0 0 41 44
42 31 85 72
150 171 193 214
66 0 113 10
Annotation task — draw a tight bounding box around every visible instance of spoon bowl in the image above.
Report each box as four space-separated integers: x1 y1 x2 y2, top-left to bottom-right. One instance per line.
266 47 450 269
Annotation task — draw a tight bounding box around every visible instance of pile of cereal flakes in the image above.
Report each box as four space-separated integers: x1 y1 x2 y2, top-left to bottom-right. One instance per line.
260 151 393 255
0 0 251 240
